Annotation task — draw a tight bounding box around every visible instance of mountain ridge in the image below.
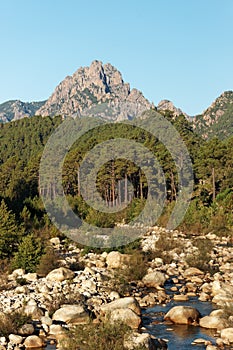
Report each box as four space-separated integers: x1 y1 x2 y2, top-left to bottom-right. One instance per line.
0 60 232 139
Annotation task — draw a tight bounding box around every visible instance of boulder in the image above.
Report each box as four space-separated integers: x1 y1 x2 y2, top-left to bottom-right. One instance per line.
18 323 34 336
142 271 166 288
220 328 233 343
124 332 166 349
183 267 204 278
109 308 141 329
100 297 141 316
46 267 75 282
8 334 23 345
164 306 200 324
106 251 130 269
24 300 44 320
49 324 65 335
24 335 44 348
199 315 228 330
52 304 89 324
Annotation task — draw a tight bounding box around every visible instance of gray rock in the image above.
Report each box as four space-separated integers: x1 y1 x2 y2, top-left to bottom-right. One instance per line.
18 323 34 336
35 60 151 120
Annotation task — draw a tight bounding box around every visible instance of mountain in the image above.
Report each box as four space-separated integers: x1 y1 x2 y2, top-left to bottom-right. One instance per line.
157 99 190 119
35 60 151 120
0 61 232 140
0 100 45 123
193 91 233 139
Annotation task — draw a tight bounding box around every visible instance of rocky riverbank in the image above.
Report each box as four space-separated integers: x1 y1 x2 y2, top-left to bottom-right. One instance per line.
0 226 232 349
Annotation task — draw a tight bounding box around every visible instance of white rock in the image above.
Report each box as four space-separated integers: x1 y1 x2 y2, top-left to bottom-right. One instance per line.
8 334 23 345
52 304 89 324
221 327 233 343
46 267 75 282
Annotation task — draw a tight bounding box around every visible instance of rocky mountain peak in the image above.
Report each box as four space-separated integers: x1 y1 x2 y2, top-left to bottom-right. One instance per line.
36 60 150 120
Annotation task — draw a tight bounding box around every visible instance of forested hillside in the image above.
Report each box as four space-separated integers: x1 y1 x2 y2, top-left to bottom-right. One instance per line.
0 111 232 260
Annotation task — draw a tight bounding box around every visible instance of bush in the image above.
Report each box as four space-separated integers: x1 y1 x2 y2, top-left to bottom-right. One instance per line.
186 238 216 273
36 245 60 276
152 231 183 264
111 251 148 296
61 320 132 350
0 310 31 337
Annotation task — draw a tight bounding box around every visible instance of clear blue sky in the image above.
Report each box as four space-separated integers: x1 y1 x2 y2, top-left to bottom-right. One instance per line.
0 0 233 115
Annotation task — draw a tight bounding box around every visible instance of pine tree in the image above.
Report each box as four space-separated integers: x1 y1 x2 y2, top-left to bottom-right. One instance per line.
0 200 23 258
11 234 43 273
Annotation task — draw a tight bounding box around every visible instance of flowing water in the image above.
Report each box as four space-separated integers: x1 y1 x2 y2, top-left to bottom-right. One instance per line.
142 298 217 350
142 276 218 350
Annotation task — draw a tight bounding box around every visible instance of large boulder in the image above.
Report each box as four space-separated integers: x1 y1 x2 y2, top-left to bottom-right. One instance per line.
199 315 228 330
18 323 34 336
100 297 141 329
164 306 200 324
46 267 75 282
142 271 166 288
220 328 233 343
100 297 141 316
52 304 89 324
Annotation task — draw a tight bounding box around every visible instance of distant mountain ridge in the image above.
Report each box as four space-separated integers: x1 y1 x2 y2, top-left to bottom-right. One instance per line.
0 60 232 139
0 100 45 123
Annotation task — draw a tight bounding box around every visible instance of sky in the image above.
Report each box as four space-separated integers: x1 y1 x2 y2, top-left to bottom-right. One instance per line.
0 0 233 116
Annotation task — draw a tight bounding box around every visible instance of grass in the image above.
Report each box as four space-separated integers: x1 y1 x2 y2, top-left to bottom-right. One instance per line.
61 320 147 350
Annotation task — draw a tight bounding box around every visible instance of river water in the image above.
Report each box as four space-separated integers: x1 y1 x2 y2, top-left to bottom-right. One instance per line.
142 289 217 350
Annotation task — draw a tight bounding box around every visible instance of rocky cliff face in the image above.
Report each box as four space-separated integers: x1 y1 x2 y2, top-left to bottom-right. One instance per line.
36 60 151 120
193 91 233 139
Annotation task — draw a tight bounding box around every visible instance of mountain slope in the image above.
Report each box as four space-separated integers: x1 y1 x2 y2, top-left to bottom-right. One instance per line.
193 91 233 139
